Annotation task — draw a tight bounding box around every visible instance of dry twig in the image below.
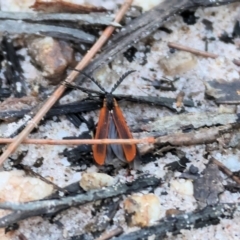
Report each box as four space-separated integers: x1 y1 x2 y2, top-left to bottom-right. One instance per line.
0 0 133 166
168 42 240 67
210 157 240 185
168 42 218 58
0 137 155 145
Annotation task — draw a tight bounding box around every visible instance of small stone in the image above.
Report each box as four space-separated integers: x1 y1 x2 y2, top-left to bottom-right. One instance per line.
27 36 74 83
0 170 54 239
79 172 115 191
159 51 197 75
189 164 199 174
170 179 194 196
0 170 54 202
124 193 161 227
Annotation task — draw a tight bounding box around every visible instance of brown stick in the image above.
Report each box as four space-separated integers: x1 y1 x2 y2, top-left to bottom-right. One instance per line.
168 42 219 58
0 0 133 165
168 43 240 67
0 137 156 145
210 157 240 185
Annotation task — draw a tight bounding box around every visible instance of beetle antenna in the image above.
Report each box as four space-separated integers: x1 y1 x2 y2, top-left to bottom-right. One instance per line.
110 70 136 94
73 69 107 93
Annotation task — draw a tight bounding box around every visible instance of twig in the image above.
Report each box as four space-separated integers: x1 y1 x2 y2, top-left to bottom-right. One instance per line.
0 176 160 227
210 157 240 185
168 42 240 67
0 0 133 166
115 202 239 239
168 42 218 58
0 137 155 145
96 227 123 240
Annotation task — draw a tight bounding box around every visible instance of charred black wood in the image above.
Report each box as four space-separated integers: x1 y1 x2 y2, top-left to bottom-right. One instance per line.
224 184 240 193
115 202 239 240
233 20 240 38
1 35 26 97
0 87 11 99
66 113 95 130
0 100 102 121
71 234 93 240
205 79 240 104
0 20 95 43
164 156 190 172
33 157 44 168
219 31 234 44
180 10 199 25
0 176 160 227
202 18 213 31
7 151 28 167
66 113 84 128
115 94 194 111
5 223 19 233
0 12 117 26
62 131 93 165
86 198 121 236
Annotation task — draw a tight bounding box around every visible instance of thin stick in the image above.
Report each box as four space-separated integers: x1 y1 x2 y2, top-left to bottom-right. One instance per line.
0 137 156 145
168 43 240 67
168 42 219 58
210 157 240 185
0 0 133 165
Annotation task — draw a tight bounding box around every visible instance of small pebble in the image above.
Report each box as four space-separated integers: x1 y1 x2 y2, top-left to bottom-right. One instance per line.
79 172 115 191
124 193 161 227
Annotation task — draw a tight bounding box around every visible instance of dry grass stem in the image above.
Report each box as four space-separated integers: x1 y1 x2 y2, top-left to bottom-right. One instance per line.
168 42 219 58
0 137 156 145
211 157 240 185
